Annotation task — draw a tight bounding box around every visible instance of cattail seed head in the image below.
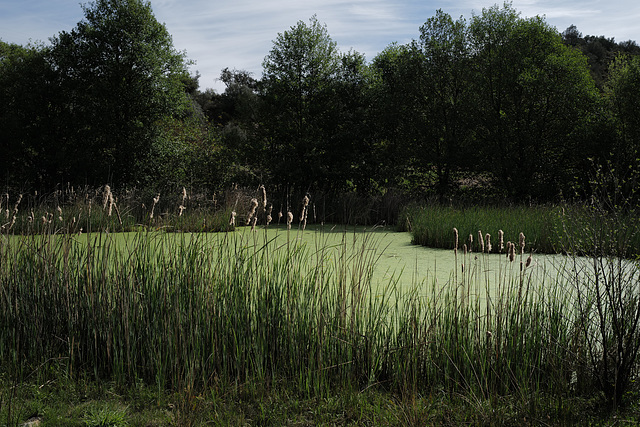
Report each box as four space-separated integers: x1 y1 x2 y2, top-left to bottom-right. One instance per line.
485 233 492 253
463 243 467 256
519 232 526 255
102 185 111 209
229 211 236 226
453 227 459 250
509 242 515 262
525 254 532 268
478 230 485 253
287 211 293 230
498 229 504 253
260 185 267 211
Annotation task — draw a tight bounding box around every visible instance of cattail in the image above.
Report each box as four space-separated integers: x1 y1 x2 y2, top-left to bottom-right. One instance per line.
287 211 293 230
57 206 63 222
107 192 114 217
468 234 473 252
246 198 258 225
13 194 22 215
453 227 459 251
102 185 111 209
485 233 492 253
266 214 272 226
525 254 532 268
300 195 309 222
178 205 186 217
509 241 516 262
519 232 525 254
259 185 267 212
478 230 485 253
229 211 236 227
278 211 283 223
498 229 504 253
251 216 257 231
182 187 187 203
150 194 160 219
463 243 468 256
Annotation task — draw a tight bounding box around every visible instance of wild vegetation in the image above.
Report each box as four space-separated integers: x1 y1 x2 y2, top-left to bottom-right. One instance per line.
2 0 640 424
1 185 639 425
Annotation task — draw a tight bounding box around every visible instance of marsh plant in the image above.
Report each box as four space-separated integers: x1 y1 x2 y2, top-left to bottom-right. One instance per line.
558 167 640 407
1 184 639 423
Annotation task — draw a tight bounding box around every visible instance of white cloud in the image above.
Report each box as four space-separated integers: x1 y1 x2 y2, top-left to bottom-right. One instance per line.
1 0 639 91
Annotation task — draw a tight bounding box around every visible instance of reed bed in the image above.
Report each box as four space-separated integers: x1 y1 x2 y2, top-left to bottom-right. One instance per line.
403 204 560 253
1 225 590 406
2 188 639 423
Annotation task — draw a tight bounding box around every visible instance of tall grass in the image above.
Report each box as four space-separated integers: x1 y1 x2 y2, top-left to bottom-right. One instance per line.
402 204 560 253
2 188 639 423
1 226 590 408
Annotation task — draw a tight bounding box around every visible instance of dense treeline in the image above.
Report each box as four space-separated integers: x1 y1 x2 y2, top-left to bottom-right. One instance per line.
2 0 640 205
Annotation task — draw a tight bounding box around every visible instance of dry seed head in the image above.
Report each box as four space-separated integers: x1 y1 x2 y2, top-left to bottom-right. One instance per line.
453 227 459 250
247 198 258 224
266 214 272 226
102 185 111 209
251 216 257 231
287 211 293 230
486 233 492 253
463 243 467 256
478 230 485 253
468 234 473 252
178 205 186 217
182 187 187 203
525 254 532 268
509 242 515 262
260 185 267 211
519 232 525 254
498 229 504 253
229 211 236 226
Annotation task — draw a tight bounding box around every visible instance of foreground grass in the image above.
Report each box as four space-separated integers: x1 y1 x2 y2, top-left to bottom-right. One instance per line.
4 372 637 426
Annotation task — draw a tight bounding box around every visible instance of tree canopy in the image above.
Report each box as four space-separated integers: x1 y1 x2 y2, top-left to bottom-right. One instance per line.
2 2 639 205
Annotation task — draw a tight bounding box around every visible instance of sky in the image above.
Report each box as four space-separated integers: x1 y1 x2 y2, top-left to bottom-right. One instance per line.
1 0 639 92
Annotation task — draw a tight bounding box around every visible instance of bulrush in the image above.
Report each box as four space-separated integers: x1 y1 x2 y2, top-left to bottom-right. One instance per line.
300 195 310 230
478 230 485 253
246 198 258 225
519 232 526 254
509 241 516 262
287 211 293 230
468 234 473 252
150 194 160 219
107 192 114 217
453 227 459 254
486 233 492 253
251 216 257 231
525 254 532 268
102 185 112 210
57 206 63 222
229 211 236 227
498 229 504 253
260 185 267 212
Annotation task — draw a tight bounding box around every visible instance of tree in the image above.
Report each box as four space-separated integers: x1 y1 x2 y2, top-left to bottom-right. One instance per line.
0 41 62 187
261 15 341 191
418 10 473 198
468 3 598 200
48 0 192 186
